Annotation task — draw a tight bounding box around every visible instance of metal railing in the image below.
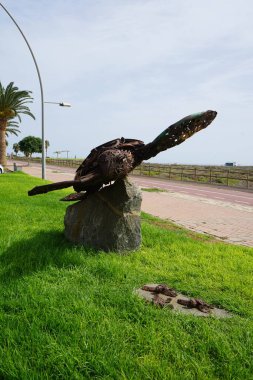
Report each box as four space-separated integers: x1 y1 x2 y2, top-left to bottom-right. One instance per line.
132 164 253 190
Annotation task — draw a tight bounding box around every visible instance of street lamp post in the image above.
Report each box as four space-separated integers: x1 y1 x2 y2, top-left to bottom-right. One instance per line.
0 2 46 179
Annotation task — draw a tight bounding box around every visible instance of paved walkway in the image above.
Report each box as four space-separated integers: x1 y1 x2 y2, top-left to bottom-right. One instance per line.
10 161 253 248
140 191 253 247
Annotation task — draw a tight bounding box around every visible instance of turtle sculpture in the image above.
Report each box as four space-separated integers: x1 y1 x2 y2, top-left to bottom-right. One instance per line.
28 110 217 200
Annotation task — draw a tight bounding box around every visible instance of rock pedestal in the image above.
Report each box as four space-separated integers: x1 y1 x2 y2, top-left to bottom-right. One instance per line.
64 178 142 252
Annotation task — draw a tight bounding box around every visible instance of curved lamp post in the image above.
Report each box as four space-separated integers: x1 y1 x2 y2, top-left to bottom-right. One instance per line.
0 3 46 179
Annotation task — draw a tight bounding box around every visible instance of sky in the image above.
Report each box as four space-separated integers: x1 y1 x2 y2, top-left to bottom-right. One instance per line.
0 0 253 165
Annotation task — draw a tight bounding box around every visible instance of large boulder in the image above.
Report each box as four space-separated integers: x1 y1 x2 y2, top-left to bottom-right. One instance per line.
64 178 142 252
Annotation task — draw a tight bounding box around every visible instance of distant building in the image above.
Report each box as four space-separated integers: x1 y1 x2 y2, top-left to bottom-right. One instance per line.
225 162 236 167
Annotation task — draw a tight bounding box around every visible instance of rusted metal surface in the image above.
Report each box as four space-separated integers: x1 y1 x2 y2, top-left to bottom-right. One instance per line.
136 283 232 318
28 110 217 197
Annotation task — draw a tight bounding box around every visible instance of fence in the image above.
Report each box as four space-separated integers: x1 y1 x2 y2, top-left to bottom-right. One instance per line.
12 157 253 190
132 164 253 190
46 158 83 168
13 157 83 168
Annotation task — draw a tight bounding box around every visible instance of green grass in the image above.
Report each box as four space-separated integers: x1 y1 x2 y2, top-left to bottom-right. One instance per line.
0 173 253 379
141 187 168 193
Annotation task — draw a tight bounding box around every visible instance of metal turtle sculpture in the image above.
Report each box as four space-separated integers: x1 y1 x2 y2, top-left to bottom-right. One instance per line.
28 110 217 200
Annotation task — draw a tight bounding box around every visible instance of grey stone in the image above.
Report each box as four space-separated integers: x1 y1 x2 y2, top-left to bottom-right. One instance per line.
64 178 142 252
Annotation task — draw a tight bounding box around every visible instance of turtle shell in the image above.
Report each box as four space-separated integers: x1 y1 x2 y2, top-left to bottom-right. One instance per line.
75 137 144 180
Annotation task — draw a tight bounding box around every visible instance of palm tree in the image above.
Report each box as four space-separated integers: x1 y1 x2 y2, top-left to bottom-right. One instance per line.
13 143 20 155
45 139 50 157
0 82 35 166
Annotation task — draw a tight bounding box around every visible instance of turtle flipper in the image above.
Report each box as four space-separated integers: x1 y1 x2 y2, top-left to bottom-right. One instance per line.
28 180 78 196
60 192 88 202
28 172 101 196
139 110 217 161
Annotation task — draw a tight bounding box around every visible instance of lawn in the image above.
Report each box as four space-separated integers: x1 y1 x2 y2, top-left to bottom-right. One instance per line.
0 172 253 379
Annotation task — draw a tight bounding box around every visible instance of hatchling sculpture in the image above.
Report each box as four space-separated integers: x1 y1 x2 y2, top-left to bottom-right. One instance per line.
28 110 217 199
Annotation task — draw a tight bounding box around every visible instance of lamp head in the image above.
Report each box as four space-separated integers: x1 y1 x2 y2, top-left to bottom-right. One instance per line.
59 102 71 107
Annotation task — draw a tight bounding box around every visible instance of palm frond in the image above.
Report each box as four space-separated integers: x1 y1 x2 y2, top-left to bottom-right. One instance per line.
0 81 35 120
7 120 20 128
6 127 21 137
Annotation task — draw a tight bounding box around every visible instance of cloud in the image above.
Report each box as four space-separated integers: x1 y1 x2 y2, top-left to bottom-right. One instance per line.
1 0 253 164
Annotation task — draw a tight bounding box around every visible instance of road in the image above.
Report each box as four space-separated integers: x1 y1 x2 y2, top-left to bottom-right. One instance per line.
7 160 253 247
131 176 253 207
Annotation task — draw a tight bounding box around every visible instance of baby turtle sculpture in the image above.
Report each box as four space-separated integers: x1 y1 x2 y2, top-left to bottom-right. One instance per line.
28 110 217 199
